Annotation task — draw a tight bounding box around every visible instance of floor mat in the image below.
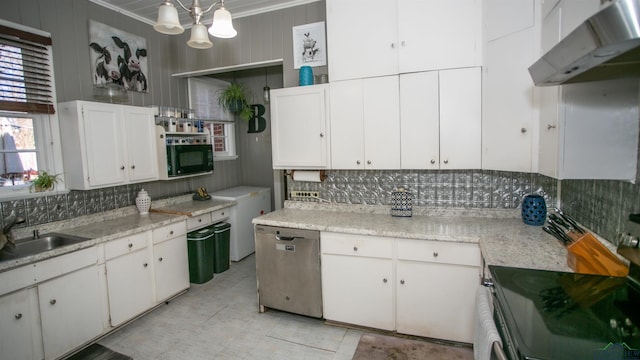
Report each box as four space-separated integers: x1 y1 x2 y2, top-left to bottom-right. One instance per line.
352 333 473 360
65 343 132 360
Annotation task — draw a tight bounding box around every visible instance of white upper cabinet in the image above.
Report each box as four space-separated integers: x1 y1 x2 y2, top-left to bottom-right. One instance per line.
270 84 330 169
326 0 482 81
401 68 482 170
481 0 539 172
330 76 400 169
58 101 158 189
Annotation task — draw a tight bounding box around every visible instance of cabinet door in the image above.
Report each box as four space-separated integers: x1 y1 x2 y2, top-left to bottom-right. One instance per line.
439 68 481 169
400 71 440 169
326 0 398 81
482 22 537 172
363 76 400 169
39 266 104 360
396 260 479 343
82 103 127 187
0 288 42 360
106 249 154 326
321 254 394 330
154 236 190 302
330 80 365 169
124 106 158 182
270 85 330 169
398 0 482 73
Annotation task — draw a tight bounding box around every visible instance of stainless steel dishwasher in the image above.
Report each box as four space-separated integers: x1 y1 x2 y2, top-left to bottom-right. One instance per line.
255 225 322 318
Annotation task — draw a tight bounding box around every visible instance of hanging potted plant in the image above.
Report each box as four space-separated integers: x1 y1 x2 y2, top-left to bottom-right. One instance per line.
217 82 253 121
30 171 61 192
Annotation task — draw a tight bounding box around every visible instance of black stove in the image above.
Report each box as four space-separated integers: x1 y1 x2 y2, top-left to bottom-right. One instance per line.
490 265 640 359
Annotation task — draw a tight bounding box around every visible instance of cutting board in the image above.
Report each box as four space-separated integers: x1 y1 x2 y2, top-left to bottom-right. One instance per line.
566 232 628 277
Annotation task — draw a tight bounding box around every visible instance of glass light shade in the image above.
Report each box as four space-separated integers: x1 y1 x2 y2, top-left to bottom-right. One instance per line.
208 7 237 38
154 3 185 34
187 23 213 49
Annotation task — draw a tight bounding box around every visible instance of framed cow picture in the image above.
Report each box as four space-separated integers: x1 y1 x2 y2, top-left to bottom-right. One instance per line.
88 20 149 93
292 21 326 69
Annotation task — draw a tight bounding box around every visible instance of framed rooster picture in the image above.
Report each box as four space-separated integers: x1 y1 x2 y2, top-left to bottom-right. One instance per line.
292 21 326 69
88 20 149 93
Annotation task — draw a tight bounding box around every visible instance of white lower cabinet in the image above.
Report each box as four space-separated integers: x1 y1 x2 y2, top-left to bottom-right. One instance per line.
38 266 104 359
322 255 394 330
105 232 155 327
396 239 481 343
152 222 189 302
0 288 43 360
321 232 481 343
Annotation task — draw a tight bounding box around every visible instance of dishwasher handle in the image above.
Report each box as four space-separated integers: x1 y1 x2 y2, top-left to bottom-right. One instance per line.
275 234 304 241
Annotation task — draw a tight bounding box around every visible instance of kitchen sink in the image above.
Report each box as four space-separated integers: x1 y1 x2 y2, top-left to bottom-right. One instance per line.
0 233 91 262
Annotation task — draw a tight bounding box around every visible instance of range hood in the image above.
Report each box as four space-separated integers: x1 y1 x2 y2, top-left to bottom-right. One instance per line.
529 0 640 86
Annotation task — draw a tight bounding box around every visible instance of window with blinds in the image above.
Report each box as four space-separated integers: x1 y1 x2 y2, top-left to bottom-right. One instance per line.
0 24 54 114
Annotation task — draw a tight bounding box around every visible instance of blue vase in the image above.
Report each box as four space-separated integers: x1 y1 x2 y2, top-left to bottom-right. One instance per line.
521 194 546 226
299 66 314 86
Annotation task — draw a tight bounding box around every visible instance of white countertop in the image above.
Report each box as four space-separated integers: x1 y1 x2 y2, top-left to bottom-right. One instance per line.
0 196 235 272
253 202 575 272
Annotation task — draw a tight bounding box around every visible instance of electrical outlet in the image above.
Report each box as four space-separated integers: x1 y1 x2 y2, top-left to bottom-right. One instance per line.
290 190 320 198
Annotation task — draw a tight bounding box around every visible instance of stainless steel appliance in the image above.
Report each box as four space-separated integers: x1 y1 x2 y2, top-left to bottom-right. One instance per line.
157 133 213 179
255 225 322 318
489 265 640 359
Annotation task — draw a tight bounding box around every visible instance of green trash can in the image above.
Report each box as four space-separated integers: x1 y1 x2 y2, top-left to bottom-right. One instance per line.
213 222 231 273
187 226 216 284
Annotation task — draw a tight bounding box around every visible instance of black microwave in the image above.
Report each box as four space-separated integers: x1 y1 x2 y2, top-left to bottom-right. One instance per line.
165 143 213 178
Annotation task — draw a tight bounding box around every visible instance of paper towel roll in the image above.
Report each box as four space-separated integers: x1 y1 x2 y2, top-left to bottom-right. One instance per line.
291 170 325 182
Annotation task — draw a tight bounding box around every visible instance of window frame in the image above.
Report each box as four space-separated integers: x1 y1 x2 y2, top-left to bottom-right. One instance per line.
209 121 238 161
0 20 65 199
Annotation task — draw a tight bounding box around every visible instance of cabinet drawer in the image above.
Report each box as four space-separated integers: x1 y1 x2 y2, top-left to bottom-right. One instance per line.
104 232 150 260
210 208 230 224
321 232 392 259
0 265 36 296
397 239 480 267
186 213 211 231
152 222 187 244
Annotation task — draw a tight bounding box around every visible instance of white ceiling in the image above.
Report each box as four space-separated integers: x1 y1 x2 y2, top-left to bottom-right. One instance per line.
90 0 321 28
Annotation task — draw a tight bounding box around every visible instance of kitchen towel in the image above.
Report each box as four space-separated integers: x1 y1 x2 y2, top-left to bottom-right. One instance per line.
474 285 502 360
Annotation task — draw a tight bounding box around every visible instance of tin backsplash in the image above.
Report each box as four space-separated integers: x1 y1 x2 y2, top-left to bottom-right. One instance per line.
287 170 558 209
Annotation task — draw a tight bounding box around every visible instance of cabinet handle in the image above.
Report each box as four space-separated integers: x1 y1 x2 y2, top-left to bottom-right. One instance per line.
401 40 406 47
170 230 174 235
131 165 136 169
221 212 225 216
353 246 358 252
356 160 361 165
400 280 405 285
383 278 387 283
120 165 125 170
158 257 163 262
521 127 527 133
367 160 372 165
143 263 148 268
443 160 449 164
320 133 324 138
128 243 133 248
15 313 22 320
433 252 439 258
430 159 436 164
198 219 202 222
49 299 56 305
391 43 396 49
547 124 557 130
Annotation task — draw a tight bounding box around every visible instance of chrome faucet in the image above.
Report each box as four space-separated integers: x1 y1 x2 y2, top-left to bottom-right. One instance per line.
33 229 40 239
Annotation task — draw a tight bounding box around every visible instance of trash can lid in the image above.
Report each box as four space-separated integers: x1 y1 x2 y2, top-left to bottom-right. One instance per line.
187 227 216 240
213 221 231 232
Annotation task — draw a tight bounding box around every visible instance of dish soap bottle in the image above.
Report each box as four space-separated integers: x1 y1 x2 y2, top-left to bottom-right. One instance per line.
136 189 151 215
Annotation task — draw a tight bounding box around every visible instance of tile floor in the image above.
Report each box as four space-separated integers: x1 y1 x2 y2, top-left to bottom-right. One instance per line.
98 254 363 359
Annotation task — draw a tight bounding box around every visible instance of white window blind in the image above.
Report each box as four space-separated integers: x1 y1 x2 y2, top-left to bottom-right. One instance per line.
0 23 54 114
188 77 233 121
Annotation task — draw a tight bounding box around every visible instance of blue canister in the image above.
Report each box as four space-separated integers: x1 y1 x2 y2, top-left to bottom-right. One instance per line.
521 194 546 226
299 66 314 86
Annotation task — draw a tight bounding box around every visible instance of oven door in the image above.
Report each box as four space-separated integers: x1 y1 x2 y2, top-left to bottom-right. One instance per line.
166 144 213 177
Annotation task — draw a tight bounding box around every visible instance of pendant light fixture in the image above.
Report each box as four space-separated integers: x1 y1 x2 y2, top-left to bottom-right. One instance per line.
263 68 270 103
154 0 237 49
